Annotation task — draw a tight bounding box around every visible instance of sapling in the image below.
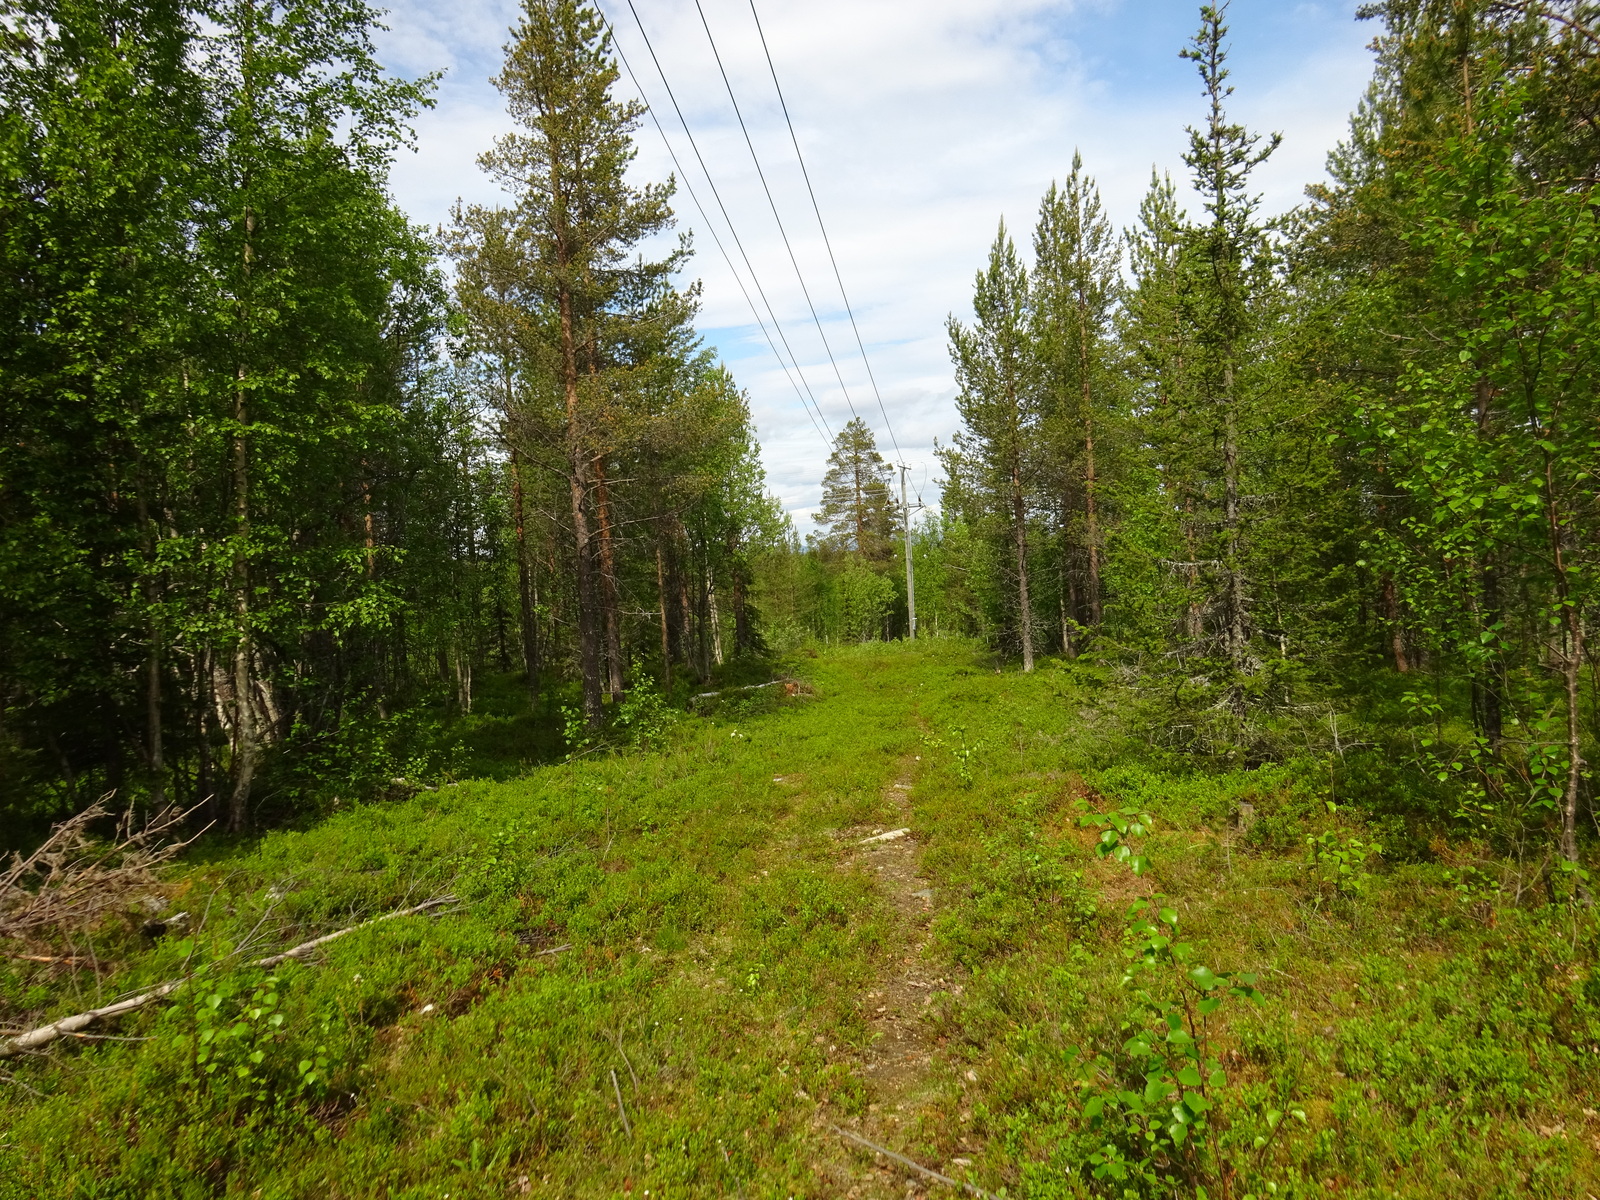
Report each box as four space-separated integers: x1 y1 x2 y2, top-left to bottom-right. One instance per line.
1072 801 1304 1197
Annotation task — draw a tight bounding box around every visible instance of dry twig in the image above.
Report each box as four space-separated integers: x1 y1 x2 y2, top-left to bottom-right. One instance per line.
830 1126 999 1200
1 795 209 951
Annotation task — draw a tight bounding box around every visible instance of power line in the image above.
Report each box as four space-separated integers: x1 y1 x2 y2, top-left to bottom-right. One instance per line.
745 0 905 466
602 15 832 448
689 0 868 438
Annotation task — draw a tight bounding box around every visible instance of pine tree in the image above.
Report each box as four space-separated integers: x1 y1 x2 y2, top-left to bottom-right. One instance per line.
469 0 674 728
1032 151 1121 646
813 418 899 563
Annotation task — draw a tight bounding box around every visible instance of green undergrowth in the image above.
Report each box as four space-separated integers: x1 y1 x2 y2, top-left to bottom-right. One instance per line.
2 642 1597 1198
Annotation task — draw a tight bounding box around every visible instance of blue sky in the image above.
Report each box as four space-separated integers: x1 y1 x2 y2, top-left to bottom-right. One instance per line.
375 0 1377 521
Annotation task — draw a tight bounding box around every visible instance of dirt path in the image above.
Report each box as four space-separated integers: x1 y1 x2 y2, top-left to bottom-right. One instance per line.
822 763 969 1198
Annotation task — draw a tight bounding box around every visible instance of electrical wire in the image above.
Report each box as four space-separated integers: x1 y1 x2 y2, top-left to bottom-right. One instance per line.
611 0 838 448
602 16 832 447
689 0 867 436
744 0 906 466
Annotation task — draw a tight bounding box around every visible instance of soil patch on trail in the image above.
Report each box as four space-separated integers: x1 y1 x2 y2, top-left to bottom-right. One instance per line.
821 765 973 1198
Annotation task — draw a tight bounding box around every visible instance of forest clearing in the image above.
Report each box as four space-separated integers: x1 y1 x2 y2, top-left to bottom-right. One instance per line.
4 642 1597 1198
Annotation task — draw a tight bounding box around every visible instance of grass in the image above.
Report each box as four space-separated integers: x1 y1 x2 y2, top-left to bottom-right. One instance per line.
2 640 1598 1198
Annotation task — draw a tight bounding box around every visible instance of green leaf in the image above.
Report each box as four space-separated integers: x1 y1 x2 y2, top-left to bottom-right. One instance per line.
1188 965 1220 990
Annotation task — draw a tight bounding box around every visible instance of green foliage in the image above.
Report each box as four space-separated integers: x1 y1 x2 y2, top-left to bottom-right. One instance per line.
2 643 1598 1198
614 673 679 750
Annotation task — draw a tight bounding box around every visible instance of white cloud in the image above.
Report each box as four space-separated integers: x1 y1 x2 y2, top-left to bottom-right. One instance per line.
374 0 1377 520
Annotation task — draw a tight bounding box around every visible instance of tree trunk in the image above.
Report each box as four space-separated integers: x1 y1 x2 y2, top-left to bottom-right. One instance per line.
228 359 255 834
360 467 376 578
708 579 724 666
1014 463 1034 673
558 285 603 729
195 649 213 818
1077 297 1103 627
1182 492 1202 643
1059 578 1075 659
1380 574 1410 673
696 555 711 679
1560 611 1585 867
732 565 751 654
675 522 694 678
594 458 625 699
655 538 672 691
134 479 164 807
1480 561 1505 750
1221 361 1248 675
510 448 541 704
1544 453 1585 868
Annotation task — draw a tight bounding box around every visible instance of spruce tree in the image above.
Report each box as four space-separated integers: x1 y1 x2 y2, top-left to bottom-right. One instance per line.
946 223 1041 671
1177 4 1279 684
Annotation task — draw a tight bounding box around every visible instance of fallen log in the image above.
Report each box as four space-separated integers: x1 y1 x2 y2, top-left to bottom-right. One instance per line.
1 895 457 1060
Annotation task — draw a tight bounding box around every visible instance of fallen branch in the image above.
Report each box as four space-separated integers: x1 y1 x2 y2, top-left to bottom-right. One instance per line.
251 896 457 967
2 953 92 968
1 895 457 1060
861 828 910 845
610 1067 633 1139
0 979 186 1059
830 1125 999 1200
689 678 810 706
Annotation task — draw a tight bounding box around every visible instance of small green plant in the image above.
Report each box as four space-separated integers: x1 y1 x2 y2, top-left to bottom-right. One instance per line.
183 968 300 1111
950 725 982 787
558 670 681 757
560 702 595 758
615 674 678 749
1305 804 1383 896
455 820 535 901
1078 803 1154 875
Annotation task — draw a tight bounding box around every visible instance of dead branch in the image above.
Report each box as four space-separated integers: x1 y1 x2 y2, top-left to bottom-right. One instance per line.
1 794 210 950
250 896 458 967
2 953 92 968
609 1067 633 1139
830 1126 1000 1199
0 895 457 1060
689 678 811 707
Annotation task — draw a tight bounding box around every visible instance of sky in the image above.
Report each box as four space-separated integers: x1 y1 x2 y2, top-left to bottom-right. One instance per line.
373 0 1379 526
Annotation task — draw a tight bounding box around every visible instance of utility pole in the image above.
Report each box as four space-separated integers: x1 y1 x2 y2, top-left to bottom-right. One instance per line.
901 464 916 640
